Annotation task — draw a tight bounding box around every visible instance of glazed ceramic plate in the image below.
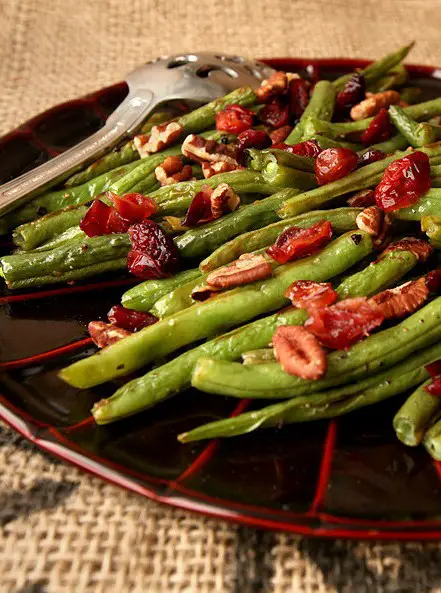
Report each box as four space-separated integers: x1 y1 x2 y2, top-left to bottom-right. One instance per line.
2 58 441 540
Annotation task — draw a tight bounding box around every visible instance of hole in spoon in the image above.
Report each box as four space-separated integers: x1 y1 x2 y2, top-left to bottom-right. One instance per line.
196 65 238 79
167 55 198 69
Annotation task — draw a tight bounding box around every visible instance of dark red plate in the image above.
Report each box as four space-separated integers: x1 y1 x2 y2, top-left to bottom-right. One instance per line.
2 58 441 540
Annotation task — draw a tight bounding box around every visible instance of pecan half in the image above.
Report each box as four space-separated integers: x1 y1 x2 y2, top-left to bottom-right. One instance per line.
350 90 401 121
88 321 131 348
210 183 240 219
369 277 429 319
182 134 238 165
256 71 288 102
206 253 272 289
191 284 221 302
272 325 327 379
356 205 384 236
270 125 293 145
155 155 194 186
134 122 183 156
202 161 241 179
382 237 433 262
347 189 376 208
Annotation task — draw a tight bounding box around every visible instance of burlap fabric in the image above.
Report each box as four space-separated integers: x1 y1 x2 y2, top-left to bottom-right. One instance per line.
2 1 441 591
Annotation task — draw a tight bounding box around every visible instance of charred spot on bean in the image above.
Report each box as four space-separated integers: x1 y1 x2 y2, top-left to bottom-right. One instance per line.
117 364 125 370
351 233 362 245
37 207 48 216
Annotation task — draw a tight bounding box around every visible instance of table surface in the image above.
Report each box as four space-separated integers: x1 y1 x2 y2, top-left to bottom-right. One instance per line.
2 0 441 591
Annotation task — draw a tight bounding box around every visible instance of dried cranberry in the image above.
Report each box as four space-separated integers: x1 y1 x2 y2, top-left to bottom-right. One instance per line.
335 74 365 118
215 104 254 135
110 192 157 221
128 220 179 279
108 304 158 332
270 125 293 145
236 129 271 166
360 108 393 145
80 199 112 237
425 377 441 396
425 360 441 378
285 280 337 310
305 298 384 350
272 139 322 158
374 151 431 212
427 268 441 292
357 149 387 168
182 186 214 226
258 98 290 129
315 148 358 185
288 78 310 121
106 209 131 234
267 220 333 264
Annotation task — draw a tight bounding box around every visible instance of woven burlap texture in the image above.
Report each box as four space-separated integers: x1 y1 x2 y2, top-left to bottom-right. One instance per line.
2 0 441 591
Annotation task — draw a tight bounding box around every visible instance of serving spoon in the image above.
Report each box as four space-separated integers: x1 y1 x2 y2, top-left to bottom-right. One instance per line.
0 53 275 216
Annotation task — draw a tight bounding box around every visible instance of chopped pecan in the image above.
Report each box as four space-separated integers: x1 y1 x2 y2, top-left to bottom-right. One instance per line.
210 183 240 219
382 237 433 262
369 277 429 319
155 155 194 186
88 321 131 348
270 125 293 145
347 189 376 208
191 284 221 302
256 71 288 102
206 253 272 289
134 122 183 156
350 90 401 121
202 161 241 179
272 325 327 379
182 134 238 166
356 205 384 236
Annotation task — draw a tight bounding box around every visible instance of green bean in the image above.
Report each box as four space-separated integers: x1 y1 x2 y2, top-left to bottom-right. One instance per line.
60 231 373 388
392 189 441 221
247 148 315 173
389 105 437 147
191 296 441 399
332 43 414 91
421 215 441 248
367 63 408 92
93 233 408 424
181 344 438 443
393 380 441 446
262 162 317 190
0 234 131 288
370 134 409 153
399 87 423 105
0 160 142 234
312 135 363 151
423 415 441 461
286 81 337 144
121 268 201 312
200 206 362 272
12 205 88 251
32 226 86 252
242 348 276 365
149 275 207 318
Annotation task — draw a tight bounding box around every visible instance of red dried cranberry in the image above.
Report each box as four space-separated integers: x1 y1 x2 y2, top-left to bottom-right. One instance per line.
315 148 358 185
335 74 365 118
360 108 393 145
258 98 290 129
267 220 333 264
108 304 158 332
374 151 431 212
305 297 384 350
357 149 387 168
285 280 337 310
80 199 112 237
425 376 441 396
236 129 271 166
128 220 179 279
182 186 213 226
272 139 322 158
427 268 441 292
425 360 441 378
288 78 310 121
110 192 157 221
215 104 254 134
106 209 131 234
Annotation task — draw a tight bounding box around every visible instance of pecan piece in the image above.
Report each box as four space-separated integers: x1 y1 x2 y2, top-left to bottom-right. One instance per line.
88 321 131 348
202 161 241 179
210 183 240 219
382 237 433 262
350 90 401 121
272 325 327 379
347 189 376 208
270 125 293 145
256 71 288 102
356 205 385 236
182 134 238 165
369 277 429 319
191 284 221 302
134 122 183 156
155 155 194 186
206 253 272 289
